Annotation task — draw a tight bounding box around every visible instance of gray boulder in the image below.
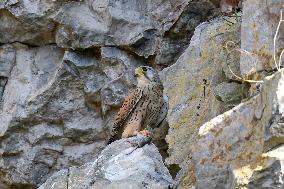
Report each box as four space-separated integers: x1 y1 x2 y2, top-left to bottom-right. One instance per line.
38 136 175 189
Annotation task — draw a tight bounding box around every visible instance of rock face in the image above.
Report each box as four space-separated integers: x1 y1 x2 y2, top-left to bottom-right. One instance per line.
0 9 56 46
155 0 219 67
192 70 284 189
156 0 284 188
0 43 143 188
240 0 284 76
38 136 174 189
1 0 190 57
0 0 223 188
190 1 284 188
2 0 284 188
54 0 190 57
246 145 284 188
193 94 263 188
160 15 247 188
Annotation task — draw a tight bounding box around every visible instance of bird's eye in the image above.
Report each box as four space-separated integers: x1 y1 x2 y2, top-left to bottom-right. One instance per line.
142 67 147 72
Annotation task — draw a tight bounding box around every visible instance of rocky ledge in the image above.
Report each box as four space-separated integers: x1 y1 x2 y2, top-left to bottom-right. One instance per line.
38 136 174 189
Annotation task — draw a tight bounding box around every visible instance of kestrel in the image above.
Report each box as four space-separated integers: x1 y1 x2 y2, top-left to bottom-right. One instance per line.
108 66 168 144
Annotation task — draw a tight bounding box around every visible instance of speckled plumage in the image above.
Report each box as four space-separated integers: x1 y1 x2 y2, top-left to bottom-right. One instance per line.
108 66 168 144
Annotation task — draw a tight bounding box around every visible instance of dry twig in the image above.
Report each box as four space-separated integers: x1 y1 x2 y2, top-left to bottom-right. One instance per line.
225 41 263 83
225 7 284 81
274 9 284 71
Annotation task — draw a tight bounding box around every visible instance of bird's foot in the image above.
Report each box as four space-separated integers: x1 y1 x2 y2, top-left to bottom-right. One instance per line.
126 130 152 148
138 130 151 137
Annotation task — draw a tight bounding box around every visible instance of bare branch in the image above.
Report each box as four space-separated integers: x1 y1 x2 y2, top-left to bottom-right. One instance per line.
274 9 284 71
225 41 263 83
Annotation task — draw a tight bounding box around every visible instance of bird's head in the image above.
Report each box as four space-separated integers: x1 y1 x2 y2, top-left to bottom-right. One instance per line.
134 66 160 84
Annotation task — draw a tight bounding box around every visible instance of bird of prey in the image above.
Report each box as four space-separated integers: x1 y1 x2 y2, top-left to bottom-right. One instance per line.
108 66 168 144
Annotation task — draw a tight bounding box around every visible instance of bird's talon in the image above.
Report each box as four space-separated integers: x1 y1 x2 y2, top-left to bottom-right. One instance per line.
138 130 151 137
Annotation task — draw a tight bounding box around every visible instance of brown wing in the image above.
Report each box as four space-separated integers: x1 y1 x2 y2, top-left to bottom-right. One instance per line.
108 87 144 144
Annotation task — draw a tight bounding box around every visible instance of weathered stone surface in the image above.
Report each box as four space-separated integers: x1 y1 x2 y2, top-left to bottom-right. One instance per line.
232 145 284 189
0 78 7 101
54 0 189 57
0 44 15 102
263 70 284 151
213 82 247 108
192 94 264 189
0 44 15 78
38 136 174 189
0 44 143 188
99 47 142 114
160 16 244 188
155 0 219 67
3 0 284 189
0 44 66 187
192 70 284 189
181 2 284 186
247 145 284 189
1 0 190 57
1 0 193 186
240 0 284 76
0 9 56 46
1 43 65 134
